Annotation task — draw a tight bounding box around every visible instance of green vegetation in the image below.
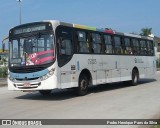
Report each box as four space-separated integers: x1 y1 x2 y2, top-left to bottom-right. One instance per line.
140 27 152 36
0 56 8 78
152 125 160 128
0 67 7 78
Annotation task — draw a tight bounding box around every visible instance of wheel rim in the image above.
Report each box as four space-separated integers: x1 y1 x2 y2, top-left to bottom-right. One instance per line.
80 79 87 91
134 75 138 84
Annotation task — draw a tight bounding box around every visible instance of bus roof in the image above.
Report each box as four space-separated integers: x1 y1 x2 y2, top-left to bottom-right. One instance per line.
11 20 153 40
57 20 153 40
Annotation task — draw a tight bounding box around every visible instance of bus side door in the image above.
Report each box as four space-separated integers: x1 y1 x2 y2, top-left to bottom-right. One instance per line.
56 26 76 88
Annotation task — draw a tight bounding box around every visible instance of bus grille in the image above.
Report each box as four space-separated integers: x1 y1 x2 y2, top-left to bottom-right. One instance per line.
10 67 46 73
9 63 53 73
15 77 39 81
14 82 41 89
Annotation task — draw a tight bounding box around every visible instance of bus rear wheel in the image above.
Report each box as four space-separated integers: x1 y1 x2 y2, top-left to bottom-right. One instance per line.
76 74 89 96
131 69 139 86
39 90 52 95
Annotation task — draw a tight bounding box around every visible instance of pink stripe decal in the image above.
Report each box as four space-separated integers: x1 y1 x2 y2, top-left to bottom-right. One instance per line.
34 56 54 64
26 50 54 65
36 50 54 56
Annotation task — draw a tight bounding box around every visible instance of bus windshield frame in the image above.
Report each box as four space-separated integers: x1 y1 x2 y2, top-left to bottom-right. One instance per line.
9 22 56 72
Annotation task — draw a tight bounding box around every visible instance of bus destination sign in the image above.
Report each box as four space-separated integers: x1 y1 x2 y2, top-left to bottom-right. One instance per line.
13 25 46 35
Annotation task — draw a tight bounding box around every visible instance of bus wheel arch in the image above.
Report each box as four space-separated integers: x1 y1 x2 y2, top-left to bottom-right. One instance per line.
80 69 92 85
76 69 92 96
131 67 139 86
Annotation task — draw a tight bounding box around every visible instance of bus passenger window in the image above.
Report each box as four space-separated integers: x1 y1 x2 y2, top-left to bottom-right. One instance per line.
104 35 113 54
132 39 140 55
140 40 147 55
76 31 89 53
124 38 132 54
91 33 102 53
147 41 154 56
60 40 66 54
59 39 72 55
114 36 122 54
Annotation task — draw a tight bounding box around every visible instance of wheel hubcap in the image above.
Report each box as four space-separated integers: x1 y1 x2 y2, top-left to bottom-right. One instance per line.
81 80 87 90
134 75 138 84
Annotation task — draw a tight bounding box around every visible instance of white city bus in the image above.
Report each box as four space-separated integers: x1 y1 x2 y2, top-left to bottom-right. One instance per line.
7 20 156 95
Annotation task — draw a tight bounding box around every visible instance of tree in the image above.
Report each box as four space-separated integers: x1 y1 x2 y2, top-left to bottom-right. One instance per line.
140 27 152 36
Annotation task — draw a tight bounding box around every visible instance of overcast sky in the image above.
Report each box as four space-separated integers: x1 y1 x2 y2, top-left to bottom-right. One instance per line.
0 0 160 48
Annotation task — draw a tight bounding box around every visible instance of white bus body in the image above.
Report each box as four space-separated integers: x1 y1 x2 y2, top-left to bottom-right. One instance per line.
8 20 156 95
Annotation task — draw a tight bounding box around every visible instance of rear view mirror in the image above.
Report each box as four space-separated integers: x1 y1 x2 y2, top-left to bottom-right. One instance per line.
2 43 5 52
2 36 9 52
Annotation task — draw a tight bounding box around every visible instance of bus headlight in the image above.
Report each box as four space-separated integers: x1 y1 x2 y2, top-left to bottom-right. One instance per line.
8 75 16 82
40 68 55 81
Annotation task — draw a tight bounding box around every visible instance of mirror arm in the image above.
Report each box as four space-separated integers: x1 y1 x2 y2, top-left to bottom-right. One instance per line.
2 36 9 52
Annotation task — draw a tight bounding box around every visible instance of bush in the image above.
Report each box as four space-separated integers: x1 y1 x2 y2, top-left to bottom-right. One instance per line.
0 67 8 78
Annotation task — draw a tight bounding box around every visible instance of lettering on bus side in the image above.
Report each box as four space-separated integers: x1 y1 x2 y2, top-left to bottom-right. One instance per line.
134 58 144 63
88 59 97 64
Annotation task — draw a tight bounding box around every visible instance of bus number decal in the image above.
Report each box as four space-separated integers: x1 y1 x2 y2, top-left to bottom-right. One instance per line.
88 59 97 64
135 58 144 63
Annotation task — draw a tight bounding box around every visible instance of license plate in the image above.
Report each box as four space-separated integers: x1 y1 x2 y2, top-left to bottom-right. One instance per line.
23 82 31 87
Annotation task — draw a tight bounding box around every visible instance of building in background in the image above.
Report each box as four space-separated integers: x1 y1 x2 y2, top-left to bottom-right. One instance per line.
154 36 160 68
154 36 160 57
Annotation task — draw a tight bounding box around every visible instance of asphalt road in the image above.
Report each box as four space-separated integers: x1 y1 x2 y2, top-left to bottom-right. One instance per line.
0 78 7 87
0 72 160 128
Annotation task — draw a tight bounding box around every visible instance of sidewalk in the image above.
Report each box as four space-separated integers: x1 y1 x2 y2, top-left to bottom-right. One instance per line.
0 78 7 87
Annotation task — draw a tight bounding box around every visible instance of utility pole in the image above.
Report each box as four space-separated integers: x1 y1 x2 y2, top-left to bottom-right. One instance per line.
17 0 23 25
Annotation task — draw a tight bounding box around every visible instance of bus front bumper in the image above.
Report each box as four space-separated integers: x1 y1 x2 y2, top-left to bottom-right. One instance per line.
8 75 58 91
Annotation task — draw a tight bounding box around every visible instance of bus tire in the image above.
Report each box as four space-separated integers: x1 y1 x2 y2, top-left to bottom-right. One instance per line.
130 69 139 86
76 74 89 96
39 90 52 95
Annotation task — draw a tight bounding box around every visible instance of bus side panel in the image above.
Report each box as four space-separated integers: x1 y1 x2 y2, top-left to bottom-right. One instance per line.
92 54 105 84
119 56 132 81
146 56 156 79
102 55 120 83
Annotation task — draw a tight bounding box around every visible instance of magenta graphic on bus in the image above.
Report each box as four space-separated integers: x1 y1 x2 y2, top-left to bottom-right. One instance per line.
26 50 54 65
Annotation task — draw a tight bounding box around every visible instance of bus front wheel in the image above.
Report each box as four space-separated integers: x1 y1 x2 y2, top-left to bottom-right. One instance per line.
76 74 89 96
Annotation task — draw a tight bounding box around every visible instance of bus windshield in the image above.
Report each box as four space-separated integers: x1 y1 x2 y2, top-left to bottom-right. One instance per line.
9 34 55 67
